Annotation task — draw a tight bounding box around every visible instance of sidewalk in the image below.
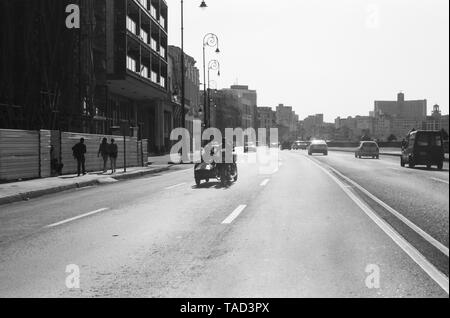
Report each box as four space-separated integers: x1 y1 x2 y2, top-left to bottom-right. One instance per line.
329 147 449 161
0 165 172 206
148 152 194 165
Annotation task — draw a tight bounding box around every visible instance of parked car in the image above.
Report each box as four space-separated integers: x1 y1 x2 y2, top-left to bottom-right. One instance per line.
308 140 328 156
401 130 444 170
355 141 380 159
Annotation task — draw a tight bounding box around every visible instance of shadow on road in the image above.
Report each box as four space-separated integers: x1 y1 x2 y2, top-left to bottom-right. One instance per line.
408 167 448 172
192 181 236 190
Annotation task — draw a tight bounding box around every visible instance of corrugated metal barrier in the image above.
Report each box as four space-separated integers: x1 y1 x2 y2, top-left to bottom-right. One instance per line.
0 129 146 182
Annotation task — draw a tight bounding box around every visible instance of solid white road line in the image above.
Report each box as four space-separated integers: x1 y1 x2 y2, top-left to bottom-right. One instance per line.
328 165 449 257
260 179 270 187
222 205 247 224
165 183 187 190
430 177 449 185
45 208 110 228
306 157 449 294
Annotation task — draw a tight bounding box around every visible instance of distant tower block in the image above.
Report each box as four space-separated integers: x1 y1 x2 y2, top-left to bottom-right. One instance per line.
397 91 405 102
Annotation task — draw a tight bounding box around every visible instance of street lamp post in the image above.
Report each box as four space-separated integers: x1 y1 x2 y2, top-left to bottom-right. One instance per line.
202 33 220 129
207 59 220 127
180 1 208 129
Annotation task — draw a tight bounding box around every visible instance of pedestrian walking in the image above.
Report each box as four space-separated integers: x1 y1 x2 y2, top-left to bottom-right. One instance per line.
98 138 110 173
109 138 118 174
72 138 87 176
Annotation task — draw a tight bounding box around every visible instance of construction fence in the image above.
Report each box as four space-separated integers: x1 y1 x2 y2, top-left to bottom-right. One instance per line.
0 129 148 182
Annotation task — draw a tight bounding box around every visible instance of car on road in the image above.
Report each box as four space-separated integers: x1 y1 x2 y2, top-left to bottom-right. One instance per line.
292 141 301 150
298 141 310 150
308 140 328 156
401 130 445 170
355 141 380 159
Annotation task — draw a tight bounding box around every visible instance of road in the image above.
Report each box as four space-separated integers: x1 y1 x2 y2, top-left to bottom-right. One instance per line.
0 150 448 297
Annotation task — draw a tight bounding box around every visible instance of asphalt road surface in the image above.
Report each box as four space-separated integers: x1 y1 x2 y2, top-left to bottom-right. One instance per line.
0 150 448 297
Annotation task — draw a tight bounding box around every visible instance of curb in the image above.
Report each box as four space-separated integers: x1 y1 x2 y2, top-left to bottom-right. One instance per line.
0 166 172 206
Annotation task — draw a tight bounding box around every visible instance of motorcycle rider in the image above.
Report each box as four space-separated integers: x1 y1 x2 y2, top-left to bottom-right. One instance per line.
216 137 237 184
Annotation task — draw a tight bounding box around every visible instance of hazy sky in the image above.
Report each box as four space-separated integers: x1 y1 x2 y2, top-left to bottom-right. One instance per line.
166 0 449 122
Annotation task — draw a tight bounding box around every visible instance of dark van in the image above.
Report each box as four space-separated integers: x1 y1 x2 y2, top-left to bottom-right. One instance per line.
401 130 445 170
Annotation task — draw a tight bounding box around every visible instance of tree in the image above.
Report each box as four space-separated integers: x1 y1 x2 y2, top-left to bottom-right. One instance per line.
387 134 397 142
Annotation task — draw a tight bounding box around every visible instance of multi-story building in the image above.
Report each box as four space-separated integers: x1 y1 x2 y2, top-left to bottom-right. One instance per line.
374 92 427 121
222 85 258 130
0 0 170 154
106 0 169 153
257 107 277 144
167 45 201 150
335 116 374 140
208 90 242 134
424 105 449 134
303 114 324 139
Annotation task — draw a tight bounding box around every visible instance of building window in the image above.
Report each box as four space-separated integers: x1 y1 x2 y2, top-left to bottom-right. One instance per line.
159 46 165 58
126 16 136 34
151 71 157 83
141 66 149 78
139 0 148 9
150 38 157 51
127 56 136 72
150 5 157 19
140 29 148 44
160 77 165 88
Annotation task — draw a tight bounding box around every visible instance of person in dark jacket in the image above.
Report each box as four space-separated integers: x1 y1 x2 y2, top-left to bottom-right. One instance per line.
109 139 118 174
72 138 87 176
98 138 109 173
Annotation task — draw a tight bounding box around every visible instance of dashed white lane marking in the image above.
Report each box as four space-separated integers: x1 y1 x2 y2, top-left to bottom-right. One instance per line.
45 208 110 228
306 157 449 294
165 182 187 190
222 205 247 224
430 177 449 185
260 179 270 187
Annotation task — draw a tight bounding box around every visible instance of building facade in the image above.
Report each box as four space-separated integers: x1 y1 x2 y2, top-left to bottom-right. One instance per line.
374 92 427 121
222 85 258 130
0 0 170 154
167 45 201 151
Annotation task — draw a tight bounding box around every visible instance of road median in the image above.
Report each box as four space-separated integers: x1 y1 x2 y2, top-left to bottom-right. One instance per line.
328 147 449 162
